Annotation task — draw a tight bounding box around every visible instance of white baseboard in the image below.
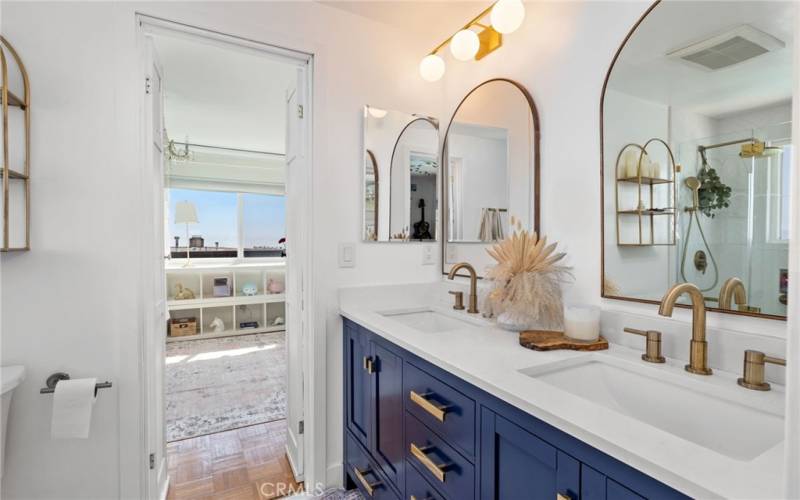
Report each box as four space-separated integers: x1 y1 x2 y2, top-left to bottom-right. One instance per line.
326 462 343 489
159 474 170 500
285 443 305 482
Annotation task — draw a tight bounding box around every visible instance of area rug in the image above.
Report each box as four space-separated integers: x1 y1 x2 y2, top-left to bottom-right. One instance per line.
165 331 287 441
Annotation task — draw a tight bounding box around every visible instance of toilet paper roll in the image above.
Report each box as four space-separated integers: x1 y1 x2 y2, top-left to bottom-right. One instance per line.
51 378 97 439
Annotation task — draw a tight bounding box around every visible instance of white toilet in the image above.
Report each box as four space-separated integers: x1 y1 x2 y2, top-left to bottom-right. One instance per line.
1 365 25 478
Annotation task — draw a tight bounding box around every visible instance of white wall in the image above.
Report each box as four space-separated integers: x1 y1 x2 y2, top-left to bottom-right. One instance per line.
0 2 792 499
0 2 445 498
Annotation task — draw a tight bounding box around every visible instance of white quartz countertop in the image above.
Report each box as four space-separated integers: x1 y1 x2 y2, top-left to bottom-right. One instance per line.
339 282 786 500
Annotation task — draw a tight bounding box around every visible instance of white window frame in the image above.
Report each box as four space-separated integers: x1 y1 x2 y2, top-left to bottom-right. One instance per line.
165 186 287 264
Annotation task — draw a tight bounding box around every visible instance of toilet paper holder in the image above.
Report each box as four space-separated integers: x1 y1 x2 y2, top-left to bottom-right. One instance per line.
39 372 112 396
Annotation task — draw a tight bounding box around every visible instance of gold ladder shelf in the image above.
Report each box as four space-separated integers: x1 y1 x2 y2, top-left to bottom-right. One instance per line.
1 36 30 251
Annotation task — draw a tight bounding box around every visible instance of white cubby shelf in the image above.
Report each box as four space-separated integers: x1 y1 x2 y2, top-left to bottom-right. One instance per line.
165 261 286 342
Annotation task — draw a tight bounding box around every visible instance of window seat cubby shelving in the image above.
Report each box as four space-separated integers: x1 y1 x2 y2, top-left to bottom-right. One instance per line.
165 262 286 342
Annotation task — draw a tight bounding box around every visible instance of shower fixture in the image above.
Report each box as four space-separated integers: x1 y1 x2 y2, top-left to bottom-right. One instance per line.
697 137 782 162
680 175 719 291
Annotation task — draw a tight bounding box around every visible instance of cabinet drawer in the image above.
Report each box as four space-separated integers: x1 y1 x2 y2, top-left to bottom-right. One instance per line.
346 432 400 500
405 412 475 500
405 460 445 500
404 361 476 457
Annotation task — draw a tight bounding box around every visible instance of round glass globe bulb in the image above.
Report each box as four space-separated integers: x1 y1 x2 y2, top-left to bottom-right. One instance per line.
450 29 480 61
491 0 525 34
419 54 445 82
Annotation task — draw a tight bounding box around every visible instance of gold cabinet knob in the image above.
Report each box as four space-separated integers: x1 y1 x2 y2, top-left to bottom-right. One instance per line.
556 493 572 500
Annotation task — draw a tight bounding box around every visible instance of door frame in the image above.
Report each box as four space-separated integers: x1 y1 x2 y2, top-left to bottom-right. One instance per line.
135 14 318 497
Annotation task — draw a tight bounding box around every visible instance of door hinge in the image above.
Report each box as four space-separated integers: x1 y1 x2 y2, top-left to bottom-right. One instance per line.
149 453 155 470
298 420 304 435
145 77 152 95
297 104 304 119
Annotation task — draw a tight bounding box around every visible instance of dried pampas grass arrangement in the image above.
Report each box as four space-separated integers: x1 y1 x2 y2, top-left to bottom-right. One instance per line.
484 217 572 331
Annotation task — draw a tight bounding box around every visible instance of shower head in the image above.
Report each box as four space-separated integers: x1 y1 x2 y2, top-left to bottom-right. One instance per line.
740 140 782 159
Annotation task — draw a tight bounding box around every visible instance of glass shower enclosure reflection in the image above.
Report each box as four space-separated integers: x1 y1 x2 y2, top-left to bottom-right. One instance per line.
675 123 791 316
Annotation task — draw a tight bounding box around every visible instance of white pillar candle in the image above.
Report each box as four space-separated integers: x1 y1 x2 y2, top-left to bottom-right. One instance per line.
564 305 600 341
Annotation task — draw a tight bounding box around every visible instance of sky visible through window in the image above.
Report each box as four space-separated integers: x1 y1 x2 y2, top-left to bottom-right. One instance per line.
168 188 285 251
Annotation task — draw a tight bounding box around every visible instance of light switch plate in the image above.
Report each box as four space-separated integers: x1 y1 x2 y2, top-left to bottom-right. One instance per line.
446 245 457 264
422 245 435 265
338 243 355 268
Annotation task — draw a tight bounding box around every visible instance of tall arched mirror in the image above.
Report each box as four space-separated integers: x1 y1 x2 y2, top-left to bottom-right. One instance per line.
601 1 795 319
363 106 439 242
442 79 540 277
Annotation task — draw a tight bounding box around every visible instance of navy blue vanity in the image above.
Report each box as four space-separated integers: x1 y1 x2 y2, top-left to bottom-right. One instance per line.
343 318 691 500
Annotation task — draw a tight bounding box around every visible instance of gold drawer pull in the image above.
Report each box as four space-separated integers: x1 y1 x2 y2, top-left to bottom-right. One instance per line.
410 496 434 500
363 356 375 374
410 442 447 483
556 493 571 500
353 466 381 496
409 390 448 422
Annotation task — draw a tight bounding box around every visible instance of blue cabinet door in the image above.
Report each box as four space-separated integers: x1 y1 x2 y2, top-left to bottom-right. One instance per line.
480 408 580 500
344 321 371 448
370 340 405 488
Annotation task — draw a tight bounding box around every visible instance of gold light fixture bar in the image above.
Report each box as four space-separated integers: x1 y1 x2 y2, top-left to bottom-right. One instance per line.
427 3 502 60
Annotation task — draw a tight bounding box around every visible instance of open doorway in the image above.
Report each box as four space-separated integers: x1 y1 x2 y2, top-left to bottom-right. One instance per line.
139 17 312 500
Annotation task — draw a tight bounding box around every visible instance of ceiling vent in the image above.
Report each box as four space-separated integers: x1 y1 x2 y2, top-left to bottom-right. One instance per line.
667 25 784 71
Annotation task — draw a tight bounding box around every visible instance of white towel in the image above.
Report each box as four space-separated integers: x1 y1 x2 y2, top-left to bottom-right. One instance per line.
51 378 97 439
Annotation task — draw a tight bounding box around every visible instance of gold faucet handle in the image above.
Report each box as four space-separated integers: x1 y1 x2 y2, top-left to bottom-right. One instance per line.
624 327 666 363
737 350 786 391
448 290 465 310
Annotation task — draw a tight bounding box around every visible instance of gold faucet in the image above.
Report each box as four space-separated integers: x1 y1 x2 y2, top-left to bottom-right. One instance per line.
719 277 747 310
658 283 712 375
447 262 478 314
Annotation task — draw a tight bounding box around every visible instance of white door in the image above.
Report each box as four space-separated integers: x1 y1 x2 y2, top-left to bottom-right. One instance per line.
143 37 168 499
284 65 308 480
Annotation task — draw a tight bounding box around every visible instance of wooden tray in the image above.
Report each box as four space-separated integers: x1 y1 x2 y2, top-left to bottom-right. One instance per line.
519 329 608 351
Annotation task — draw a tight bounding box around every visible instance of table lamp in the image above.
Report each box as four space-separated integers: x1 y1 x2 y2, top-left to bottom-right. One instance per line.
174 201 198 266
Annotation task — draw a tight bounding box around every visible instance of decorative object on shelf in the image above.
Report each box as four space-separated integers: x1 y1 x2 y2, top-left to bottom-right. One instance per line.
239 321 259 329
519 329 608 352
209 317 225 333
173 283 196 300
563 305 600 342
484 217 572 331
1 36 30 251
174 201 198 266
213 277 231 297
418 0 525 82
614 139 677 247
241 282 258 296
279 236 286 257
169 317 197 337
272 316 285 326
267 279 285 294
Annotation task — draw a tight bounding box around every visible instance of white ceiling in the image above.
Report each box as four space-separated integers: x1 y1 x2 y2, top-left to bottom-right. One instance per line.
319 1 489 45
152 33 297 154
608 1 795 118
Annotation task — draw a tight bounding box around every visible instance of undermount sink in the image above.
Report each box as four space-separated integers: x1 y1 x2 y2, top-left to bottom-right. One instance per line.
380 308 476 333
520 356 784 461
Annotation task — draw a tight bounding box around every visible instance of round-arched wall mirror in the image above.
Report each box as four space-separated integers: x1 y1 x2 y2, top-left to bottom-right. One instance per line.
442 78 540 277
601 1 795 319
362 105 439 242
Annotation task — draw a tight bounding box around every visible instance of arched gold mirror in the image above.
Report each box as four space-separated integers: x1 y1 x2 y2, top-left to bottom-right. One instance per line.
441 78 540 277
600 1 795 319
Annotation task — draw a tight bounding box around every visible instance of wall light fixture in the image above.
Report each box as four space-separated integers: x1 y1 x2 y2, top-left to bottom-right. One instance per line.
419 0 525 82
